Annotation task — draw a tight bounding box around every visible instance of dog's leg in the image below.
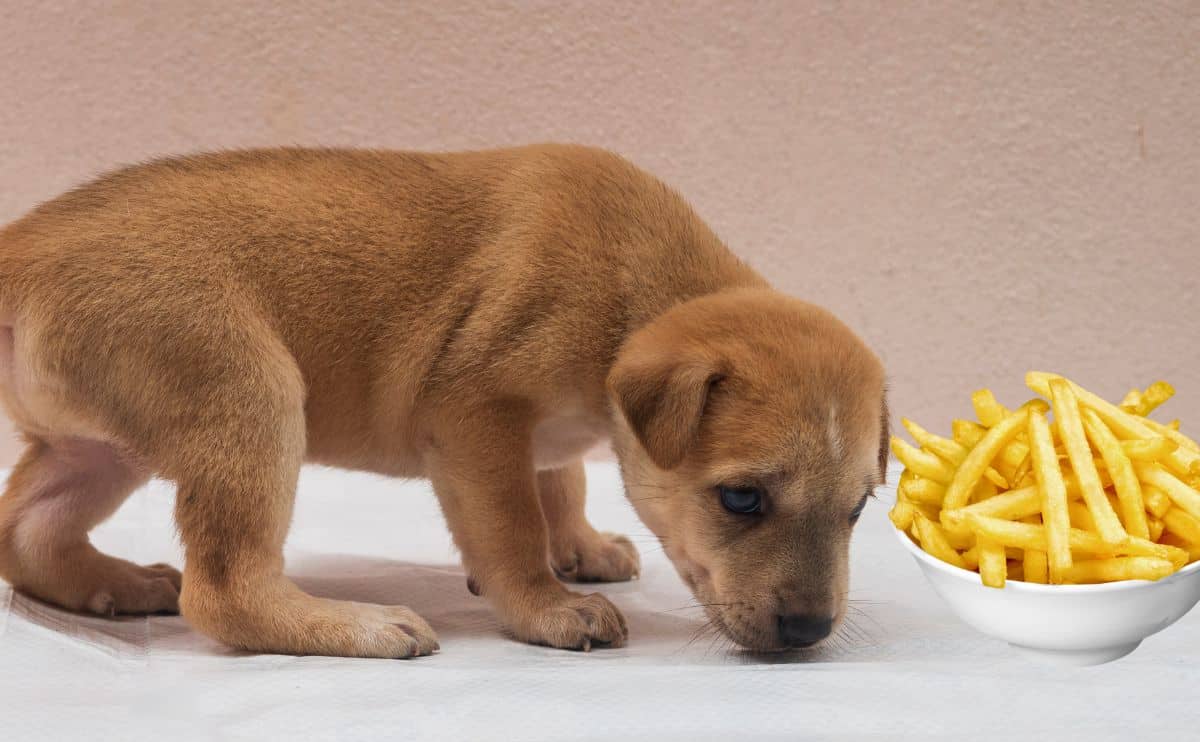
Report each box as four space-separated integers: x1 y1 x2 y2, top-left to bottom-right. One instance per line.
0 437 180 615
174 377 438 659
538 460 639 583
429 418 628 650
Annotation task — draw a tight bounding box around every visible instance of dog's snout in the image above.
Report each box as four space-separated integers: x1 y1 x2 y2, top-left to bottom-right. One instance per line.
777 614 833 648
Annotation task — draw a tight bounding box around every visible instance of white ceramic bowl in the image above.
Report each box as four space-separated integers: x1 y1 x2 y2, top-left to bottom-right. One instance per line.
894 525 1200 665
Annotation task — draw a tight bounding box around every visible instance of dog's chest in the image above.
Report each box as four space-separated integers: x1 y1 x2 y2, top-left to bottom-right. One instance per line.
531 408 608 469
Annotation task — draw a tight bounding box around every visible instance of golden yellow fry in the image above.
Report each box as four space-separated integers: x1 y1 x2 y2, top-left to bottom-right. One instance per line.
899 469 945 505
889 501 916 531
1068 501 1095 532
901 418 1008 487
982 468 1009 489
971 477 998 504
1119 388 1144 413
972 389 1009 428
1141 381 1176 415
943 408 1030 510
1049 379 1125 543
900 477 947 506
1082 408 1150 539
1026 372 1200 475
1148 516 1165 542
914 512 968 569
912 502 941 521
992 439 1030 483
1162 507 1200 545
1135 463 1200 522
978 536 1006 588
1142 486 1171 517
1159 532 1200 563
1010 451 1032 488
1029 410 1072 581
1023 550 1048 584
891 437 955 483
959 546 979 571
1141 539 1190 570
1121 437 1179 462
940 485 1041 532
1061 557 1175 584
1008 561 1025 582
1018 398 1052 415
1142 417 1200 454
963 515 1112 555
951 419 987 447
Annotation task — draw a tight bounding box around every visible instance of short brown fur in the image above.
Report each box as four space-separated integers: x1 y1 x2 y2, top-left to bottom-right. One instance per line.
0 145 886 656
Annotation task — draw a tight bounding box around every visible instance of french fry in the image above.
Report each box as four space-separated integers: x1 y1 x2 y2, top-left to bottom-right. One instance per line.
898 470 947 506
1159 532 1200 563
982 468 1009 489
1148 516 1165 542
963 514 1115 555
1029 411 1073 582
940 485 1041 533
914 512 968 569
1121 437 1179 462
942 409 1030 511
1082 408 1150 539
1162 507 1200 545
1142 417 1200 454
1135 463 1200 522
960 545 980 571
978 536 1006 588
972 389 1009 428
889 501 917 531
1068 501 1095 532
1119 388 1144 413
1141 381 1176 415
951 419 987 447
890 438 955 484
1061 557 1175 584
901 418 1007 488
1139 485 1169 517
1023 550 1049 584
966 514 1183 565
1049 379 1126 543
1120 382 1175 416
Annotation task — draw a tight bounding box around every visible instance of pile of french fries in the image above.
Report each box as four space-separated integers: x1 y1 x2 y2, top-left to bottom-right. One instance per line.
890 372 1200 587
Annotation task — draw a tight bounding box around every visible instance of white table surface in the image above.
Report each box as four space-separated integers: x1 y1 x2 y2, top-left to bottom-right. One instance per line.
1 462 1198 741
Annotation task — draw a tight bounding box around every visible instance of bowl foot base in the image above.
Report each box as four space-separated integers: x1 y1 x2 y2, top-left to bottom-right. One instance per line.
1008 641 1141 666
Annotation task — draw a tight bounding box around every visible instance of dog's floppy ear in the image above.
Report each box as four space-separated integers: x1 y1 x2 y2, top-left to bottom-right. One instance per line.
878 392 890 483
607 346 723 471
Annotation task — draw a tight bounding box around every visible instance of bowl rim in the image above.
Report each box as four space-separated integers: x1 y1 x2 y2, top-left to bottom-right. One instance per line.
892 520 1200 592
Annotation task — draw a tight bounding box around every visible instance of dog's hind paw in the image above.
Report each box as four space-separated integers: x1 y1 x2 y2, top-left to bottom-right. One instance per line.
552 531 640 583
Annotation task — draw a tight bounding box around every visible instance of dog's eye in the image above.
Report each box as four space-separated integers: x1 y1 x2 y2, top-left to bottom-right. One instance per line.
849 494 869 524
718 485 764 515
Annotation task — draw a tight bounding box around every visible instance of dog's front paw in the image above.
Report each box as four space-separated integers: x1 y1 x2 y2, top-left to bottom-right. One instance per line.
508 589 628 651
552 531 640 583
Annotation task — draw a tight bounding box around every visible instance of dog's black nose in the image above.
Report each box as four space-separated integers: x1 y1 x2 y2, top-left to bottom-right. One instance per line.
777 614 833 648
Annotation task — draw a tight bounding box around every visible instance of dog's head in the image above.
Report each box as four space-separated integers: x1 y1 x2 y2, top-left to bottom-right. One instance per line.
608 288 887 652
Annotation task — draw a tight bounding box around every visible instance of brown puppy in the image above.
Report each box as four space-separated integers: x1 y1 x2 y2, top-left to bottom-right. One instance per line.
0 145 887 657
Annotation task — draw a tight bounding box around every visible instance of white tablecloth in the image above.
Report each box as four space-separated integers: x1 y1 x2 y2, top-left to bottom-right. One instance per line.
1 462 1197 741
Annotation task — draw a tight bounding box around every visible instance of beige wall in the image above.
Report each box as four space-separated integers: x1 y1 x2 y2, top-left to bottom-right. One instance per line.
1 1 1198 467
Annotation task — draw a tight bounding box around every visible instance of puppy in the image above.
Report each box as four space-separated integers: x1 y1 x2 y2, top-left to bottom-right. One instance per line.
0 144 887 657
